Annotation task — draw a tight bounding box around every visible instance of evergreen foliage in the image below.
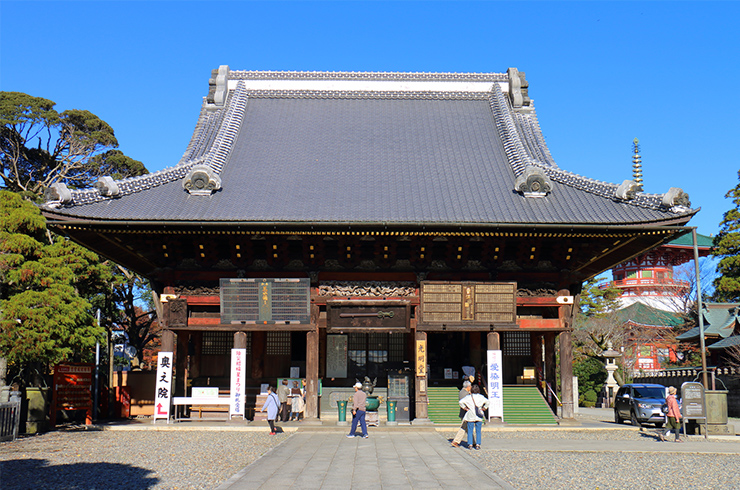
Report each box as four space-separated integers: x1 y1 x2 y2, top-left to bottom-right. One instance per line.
0 91 147 196
0 191 107 368
713 170 740 302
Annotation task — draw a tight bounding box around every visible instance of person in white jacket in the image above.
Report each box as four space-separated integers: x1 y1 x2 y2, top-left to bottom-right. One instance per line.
459 385 489 449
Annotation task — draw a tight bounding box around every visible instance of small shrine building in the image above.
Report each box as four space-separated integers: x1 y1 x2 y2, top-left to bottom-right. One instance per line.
41 67 698 422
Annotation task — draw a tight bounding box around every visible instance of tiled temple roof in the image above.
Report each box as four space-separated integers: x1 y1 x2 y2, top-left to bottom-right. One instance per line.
42 68 696 227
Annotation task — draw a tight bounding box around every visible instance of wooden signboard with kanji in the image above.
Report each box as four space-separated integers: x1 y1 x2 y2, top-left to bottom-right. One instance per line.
51 363 93 426
418 281 517 330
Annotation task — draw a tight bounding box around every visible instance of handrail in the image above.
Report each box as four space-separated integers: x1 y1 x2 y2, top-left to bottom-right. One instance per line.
546 382 562 407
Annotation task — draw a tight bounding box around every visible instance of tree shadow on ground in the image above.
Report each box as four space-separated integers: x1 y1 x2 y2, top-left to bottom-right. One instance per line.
0 459 159 489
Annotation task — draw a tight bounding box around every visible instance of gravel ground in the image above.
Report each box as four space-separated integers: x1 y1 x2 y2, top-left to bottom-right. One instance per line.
3 426 738 490
442 430 740 490
0 428 287 490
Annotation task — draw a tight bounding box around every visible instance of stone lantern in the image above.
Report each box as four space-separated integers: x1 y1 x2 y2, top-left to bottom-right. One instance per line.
602 342 621 408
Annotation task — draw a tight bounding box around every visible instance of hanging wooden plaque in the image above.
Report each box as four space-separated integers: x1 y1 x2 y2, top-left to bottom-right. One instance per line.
418 281 517 330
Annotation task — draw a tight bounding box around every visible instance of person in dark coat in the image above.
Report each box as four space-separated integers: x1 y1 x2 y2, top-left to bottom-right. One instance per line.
277 378 290 422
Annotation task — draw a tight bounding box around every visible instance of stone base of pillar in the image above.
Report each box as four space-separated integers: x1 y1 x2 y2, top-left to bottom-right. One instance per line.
336 421 349 426
557 418 581 426
410 417 434 426
385 421 398 426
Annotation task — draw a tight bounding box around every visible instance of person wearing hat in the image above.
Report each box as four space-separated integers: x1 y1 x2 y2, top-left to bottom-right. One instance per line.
660 386 683 442
347 382 368 438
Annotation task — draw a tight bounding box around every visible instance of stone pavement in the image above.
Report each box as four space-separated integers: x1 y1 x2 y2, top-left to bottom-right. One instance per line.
215 430 513 489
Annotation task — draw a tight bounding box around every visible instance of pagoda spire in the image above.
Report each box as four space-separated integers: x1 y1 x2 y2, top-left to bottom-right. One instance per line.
632 138 643 190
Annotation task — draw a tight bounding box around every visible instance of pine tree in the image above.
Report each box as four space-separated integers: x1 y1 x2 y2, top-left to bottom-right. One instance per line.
713 171 740 302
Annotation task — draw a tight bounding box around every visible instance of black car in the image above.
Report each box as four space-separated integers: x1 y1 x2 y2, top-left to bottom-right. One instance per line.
613 383 667 427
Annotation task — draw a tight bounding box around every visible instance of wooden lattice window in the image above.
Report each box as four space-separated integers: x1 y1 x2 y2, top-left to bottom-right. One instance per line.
503 331 531 356
266 331 291 355
202 331 233 355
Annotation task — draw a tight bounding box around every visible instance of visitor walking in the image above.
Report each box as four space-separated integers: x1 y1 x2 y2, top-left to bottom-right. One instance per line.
260 386 280 435
660 386 683 442
277 379 290 422
347 382 368 438
459 385 489 449
450 380 472 447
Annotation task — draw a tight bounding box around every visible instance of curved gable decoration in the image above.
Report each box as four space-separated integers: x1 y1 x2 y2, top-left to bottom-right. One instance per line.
183 164 221 196
515 165 552 198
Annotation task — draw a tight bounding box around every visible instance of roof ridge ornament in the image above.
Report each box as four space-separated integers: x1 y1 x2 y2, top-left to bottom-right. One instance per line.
615 179 641 200
207 65 230 109
44 182 73 204
94 176 120 197
183 164 222 196
515 165 552 198
661 187 690 211
507 67 531 112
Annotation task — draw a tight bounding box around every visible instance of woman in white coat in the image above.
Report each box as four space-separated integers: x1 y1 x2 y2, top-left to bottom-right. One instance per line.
459 385 489 449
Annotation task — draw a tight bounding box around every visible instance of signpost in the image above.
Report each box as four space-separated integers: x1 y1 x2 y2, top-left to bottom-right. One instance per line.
230 348 246 419
487 350 504 421
681 381 708 439
153 352 173 424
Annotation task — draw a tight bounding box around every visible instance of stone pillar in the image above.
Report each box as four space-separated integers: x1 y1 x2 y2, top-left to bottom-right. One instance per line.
412 330 432 425
305 305 320 420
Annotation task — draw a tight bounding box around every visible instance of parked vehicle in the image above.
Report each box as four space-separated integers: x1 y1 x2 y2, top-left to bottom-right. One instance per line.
614 383 667 427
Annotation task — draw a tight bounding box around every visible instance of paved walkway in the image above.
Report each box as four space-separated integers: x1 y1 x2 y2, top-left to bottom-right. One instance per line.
215 431 513 489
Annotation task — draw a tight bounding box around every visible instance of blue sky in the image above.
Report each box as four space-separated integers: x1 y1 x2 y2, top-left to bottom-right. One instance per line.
1 1 737 237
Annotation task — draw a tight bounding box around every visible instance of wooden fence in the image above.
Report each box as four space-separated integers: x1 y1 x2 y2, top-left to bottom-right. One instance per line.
0 400 21 442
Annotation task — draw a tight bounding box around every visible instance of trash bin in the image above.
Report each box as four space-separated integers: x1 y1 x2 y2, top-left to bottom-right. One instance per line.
387 400 397 422
337 400 347 422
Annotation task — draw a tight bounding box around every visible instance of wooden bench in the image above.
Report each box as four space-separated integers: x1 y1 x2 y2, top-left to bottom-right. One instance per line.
173 393 231 421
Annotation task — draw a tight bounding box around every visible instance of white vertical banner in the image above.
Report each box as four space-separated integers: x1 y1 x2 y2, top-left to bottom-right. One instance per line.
230 348 246 419
153 352 173 423
487 350 503 420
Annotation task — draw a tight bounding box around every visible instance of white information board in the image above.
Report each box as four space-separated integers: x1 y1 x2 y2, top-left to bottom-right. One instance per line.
230 348 247 419
153 352 173 423
487 350 504 420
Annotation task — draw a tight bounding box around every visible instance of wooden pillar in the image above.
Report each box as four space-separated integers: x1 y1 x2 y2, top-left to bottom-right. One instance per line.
234 331 247 349
176 332 188 397
560 330 574 419
162 329 176 353
470 332 482 369
544 332 556 411
305 305 320 419
559 289 575 419
487 331 500 350
251 331 266 379
412 330 432 424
